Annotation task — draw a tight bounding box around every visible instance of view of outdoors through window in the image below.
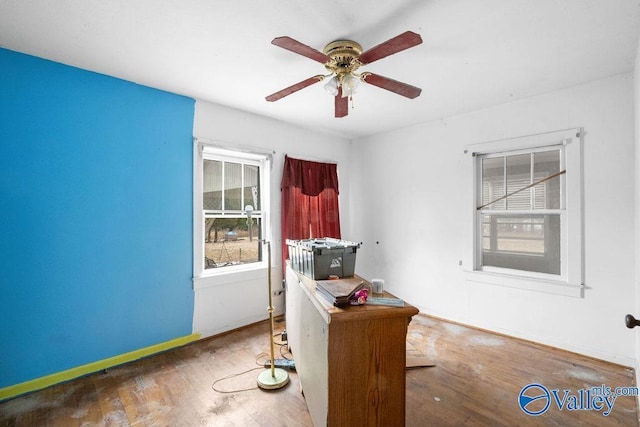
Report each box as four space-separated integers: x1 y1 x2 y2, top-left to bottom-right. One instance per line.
204 217 262 268
203 159 263 269
479 148 562 275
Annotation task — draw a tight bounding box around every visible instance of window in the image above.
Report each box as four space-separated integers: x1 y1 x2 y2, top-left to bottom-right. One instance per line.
479 148 562 275
194 143 271 275
466 129 583 297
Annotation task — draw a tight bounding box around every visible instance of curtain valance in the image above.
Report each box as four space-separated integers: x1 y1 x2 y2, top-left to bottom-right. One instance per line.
281 155 339 196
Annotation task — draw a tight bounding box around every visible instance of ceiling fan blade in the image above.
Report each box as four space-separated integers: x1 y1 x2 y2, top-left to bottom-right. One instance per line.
362 73 422 99
335 87 348 118
266 75 324 102
271 36 331 64
358 31 423 64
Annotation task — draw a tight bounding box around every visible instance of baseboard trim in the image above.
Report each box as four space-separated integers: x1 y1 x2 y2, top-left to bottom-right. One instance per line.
0 333 200 402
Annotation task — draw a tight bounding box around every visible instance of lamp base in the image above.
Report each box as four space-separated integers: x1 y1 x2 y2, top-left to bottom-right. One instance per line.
257 368 290 390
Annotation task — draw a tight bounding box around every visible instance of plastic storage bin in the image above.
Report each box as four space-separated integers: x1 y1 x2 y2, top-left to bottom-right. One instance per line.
287 238 360 280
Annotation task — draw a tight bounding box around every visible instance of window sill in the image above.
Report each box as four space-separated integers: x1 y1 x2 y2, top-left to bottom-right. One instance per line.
193 263 268 290
463 270 583 298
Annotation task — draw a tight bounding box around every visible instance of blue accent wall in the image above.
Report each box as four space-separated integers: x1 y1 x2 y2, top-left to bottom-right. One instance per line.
0 48 195 388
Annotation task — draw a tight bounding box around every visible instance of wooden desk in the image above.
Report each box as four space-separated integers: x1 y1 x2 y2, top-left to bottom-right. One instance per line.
285 265 419 426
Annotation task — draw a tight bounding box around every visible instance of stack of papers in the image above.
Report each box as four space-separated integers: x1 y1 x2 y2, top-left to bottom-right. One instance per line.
316 278 364 306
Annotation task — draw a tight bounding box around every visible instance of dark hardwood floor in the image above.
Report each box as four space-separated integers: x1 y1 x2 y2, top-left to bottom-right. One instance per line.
1 315 637 426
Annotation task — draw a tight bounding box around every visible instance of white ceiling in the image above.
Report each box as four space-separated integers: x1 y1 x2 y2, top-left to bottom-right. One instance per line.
1 0 639 139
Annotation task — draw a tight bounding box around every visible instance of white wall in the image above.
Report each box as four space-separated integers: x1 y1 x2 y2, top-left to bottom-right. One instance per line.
192 101 351 337
634 36 640 393
349 73 636 365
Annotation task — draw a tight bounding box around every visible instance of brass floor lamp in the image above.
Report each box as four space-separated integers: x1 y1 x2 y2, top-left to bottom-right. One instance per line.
257 240 290 390
244 205 288 389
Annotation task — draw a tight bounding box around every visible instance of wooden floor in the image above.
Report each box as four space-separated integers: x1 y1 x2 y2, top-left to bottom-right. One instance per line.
1 315 638 426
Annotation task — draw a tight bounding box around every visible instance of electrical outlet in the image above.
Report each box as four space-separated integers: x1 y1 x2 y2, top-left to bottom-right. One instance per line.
272 289 284 297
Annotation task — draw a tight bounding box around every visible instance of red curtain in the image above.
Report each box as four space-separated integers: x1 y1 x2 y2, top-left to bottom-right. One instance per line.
281 155 341 271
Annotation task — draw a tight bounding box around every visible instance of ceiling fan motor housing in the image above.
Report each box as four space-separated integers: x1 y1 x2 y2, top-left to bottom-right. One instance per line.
323 40 363 77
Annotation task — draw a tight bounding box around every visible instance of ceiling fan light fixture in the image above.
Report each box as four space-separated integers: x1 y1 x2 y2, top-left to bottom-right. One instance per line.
323 76 339 96
341 72 359 97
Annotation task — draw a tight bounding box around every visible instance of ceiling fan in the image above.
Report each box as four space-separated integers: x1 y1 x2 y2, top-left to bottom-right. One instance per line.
265 31 423 118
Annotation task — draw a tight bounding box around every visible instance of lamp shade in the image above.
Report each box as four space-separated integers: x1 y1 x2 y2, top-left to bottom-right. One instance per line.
341 73 359 97
323 76 339 96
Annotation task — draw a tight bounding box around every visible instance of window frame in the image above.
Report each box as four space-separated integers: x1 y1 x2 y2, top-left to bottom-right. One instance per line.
193 141 272 278
464 128 584 297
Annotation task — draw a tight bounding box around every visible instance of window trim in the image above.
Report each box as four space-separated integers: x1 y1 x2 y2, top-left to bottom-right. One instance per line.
193 140 272 279
464 128 584 297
